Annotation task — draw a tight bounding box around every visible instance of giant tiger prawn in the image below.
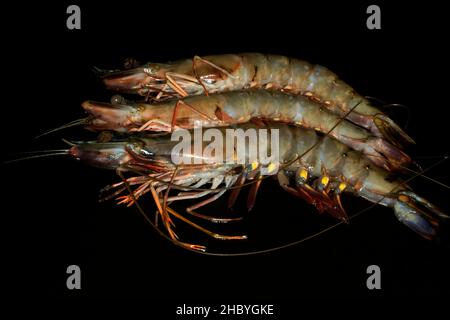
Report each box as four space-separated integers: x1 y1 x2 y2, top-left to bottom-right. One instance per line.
14 53 448 253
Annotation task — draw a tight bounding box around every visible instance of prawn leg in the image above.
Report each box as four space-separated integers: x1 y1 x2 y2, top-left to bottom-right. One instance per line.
166 207 247 240
192 55 237 95
136 99 219 132
246 176 263 211
148 172 247 241
227 172 247 209
151 183 212 251
185 189 244 223
116 169 206 251
170 100 218 131
164 72 190 97
164 174 244 223
277 170 348 222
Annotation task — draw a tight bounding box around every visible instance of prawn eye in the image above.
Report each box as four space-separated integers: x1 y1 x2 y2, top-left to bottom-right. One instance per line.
111 95 126 105
143 67 153 75
203 78 217 85
144 64 160 76
138 148 155 158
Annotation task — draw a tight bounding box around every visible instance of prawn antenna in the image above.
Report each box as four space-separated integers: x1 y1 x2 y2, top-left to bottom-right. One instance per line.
3 150 69 164
34 117 90 139
61 138 77 147
400 156 449 189
369 154 449 190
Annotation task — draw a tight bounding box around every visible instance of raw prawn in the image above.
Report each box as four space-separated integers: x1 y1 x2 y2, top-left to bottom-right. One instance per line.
82 90 411 171
100 53 414 147
68 124 447 251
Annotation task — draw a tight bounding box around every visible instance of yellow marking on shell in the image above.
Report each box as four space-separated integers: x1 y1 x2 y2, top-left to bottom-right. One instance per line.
398 194 410 202
298 169 308 180
338 182 347 192
267 163 277 174
251 160 259 171
320 176 329 187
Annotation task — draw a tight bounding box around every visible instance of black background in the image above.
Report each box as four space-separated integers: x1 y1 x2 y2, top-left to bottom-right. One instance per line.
3 0 449 307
